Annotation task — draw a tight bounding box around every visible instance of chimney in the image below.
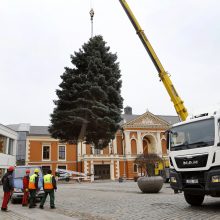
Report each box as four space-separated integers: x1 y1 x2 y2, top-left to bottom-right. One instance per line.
124 106 132 115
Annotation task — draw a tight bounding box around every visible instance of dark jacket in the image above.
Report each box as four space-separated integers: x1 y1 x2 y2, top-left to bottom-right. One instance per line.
1 172 14 192
35 175 39 189
52 176 57 190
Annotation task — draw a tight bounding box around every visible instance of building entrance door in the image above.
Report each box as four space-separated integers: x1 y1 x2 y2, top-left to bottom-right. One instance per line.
94 165 110 179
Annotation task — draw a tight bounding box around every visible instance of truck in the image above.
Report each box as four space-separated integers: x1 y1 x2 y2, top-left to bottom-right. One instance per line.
168 107 220 205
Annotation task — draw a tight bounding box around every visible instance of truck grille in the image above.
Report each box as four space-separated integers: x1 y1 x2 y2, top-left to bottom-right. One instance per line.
175 154 208 168
181 172 205 188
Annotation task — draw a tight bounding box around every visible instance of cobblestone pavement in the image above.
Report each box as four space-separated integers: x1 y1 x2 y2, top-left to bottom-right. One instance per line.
1 181 220 220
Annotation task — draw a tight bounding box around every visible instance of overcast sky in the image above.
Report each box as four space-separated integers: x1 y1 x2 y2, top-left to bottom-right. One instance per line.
1 0 220 125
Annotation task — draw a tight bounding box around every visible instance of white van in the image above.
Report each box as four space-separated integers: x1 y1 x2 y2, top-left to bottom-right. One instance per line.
11 166 45 203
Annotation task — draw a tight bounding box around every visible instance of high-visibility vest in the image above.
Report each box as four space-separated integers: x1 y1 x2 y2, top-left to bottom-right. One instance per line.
29 174 37 189
44 174 53 190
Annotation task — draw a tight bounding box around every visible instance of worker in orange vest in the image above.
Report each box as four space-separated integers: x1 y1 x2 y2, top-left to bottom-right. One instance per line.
22 169 30 206
39 169 57 209
1 166 14 212
28 169 39 208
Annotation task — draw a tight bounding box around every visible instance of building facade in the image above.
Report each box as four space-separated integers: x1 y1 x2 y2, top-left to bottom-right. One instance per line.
7 123 30 165
0 124 17 178
24 109 179 179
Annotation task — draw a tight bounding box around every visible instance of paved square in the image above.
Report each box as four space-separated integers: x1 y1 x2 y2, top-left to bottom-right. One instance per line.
1 182 220 220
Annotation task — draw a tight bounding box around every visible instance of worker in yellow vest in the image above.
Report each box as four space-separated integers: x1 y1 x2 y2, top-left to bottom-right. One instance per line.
28 169 39 208
39 169 57 209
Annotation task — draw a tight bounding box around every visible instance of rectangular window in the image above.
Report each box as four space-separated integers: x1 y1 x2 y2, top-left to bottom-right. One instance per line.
58 165 66 170
8 139 14 155
94 148 101 155
43 146 50 160
0 135 5 153
58 145 66 160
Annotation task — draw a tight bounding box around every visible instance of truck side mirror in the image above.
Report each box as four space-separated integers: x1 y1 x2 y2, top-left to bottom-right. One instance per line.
217 143 220 147
218 119 220 145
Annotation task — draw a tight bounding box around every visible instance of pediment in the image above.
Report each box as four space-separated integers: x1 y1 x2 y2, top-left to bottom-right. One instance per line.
123 111 170 129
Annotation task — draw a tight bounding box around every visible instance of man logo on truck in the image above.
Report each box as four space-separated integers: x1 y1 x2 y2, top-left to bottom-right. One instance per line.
183 160 198 165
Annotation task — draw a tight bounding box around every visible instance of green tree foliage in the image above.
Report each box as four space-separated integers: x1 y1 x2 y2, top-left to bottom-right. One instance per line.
49 35 123 149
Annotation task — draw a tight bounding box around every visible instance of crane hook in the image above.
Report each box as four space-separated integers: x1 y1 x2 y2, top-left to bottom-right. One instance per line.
90 8 94 20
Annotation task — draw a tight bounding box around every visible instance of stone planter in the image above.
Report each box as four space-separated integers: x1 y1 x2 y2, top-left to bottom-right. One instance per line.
137 176 163 193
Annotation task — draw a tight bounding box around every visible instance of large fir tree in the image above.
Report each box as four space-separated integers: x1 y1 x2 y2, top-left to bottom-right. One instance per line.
49 35 123 149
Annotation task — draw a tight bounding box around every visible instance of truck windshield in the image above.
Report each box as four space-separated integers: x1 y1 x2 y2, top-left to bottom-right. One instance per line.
170 118 215 151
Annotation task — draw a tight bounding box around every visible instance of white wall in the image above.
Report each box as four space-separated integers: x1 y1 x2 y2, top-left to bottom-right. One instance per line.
0 153 16 168
0 124 17 168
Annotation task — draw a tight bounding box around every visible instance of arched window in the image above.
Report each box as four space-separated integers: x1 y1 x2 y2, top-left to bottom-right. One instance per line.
143 137 149 155
131 139 137 155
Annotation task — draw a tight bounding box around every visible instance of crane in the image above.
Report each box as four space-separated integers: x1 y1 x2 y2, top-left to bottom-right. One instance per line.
119 0 188 121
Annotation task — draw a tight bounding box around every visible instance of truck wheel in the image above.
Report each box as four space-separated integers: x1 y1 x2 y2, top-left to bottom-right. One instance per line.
184 192 204 206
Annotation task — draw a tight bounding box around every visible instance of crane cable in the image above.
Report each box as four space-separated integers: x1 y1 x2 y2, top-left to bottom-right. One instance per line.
89 0 94 38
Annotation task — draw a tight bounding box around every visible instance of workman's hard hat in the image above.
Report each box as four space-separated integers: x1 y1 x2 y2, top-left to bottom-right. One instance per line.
26 169 30 173
34 169 39 173
8 166 15 172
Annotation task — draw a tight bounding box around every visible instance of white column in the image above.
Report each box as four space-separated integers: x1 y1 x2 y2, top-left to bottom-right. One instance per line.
25 139 30 165
110 160 115 180
82 142 86 155
124 131 131 155
6 138 9 155
109 143 111 154
137 131 143 154
13 139 17 156
77 142 81 156
84 160 88 174
113 138 117 154
156 132 162 155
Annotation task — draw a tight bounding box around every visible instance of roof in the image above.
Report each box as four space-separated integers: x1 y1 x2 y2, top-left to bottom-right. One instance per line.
121 113 179 125
122 111 170 129
5 112 179 136
120 114 139 125
156 115 180 125
29 126 50 136
7 123 30 132
0 123 18 138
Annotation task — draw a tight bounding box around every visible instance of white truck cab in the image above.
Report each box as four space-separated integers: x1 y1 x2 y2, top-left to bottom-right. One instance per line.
168 108 220 205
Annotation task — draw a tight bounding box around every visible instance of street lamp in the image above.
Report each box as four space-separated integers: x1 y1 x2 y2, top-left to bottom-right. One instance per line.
121 127 126 179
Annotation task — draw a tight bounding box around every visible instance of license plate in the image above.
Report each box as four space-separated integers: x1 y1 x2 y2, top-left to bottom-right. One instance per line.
186 179 198 184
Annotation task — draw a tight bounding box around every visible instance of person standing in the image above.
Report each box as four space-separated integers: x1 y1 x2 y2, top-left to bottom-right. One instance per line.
28 169 39 208
22 169 30 206
39 169 57 209
1 166 14 212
